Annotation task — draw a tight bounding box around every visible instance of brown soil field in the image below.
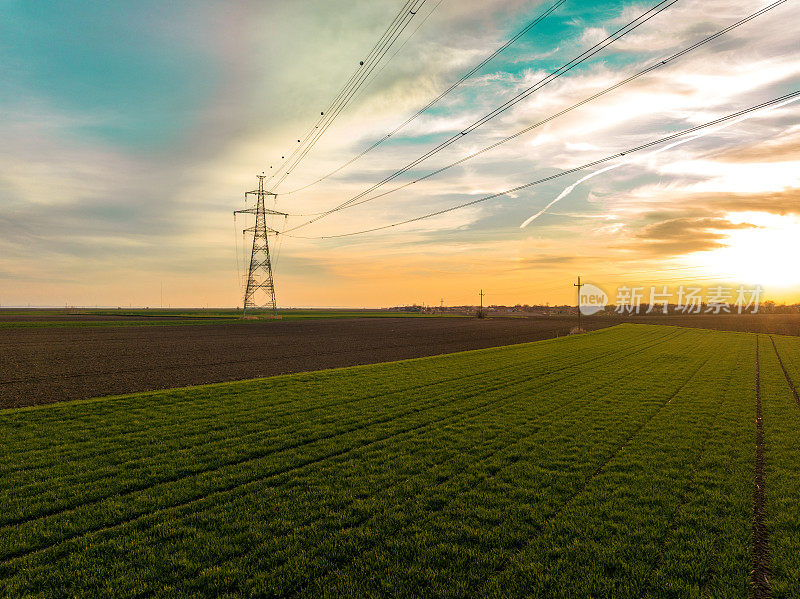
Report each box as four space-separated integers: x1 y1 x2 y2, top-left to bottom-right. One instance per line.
2 313 799 409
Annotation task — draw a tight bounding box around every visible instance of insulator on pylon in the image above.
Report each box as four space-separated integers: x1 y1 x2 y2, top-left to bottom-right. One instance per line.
359 61 364 65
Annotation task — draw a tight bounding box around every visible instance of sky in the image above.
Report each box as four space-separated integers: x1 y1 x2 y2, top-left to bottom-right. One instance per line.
1 0 799 308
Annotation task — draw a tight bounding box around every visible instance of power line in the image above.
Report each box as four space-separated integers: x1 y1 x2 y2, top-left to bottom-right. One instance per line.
278 0 786 219
270 0 428 190
267 0 418 186
262 0 419 187
272 2 419 180
283 0 679 233
345 0 446 109
309 0 789 216
280 0 447 195
273 3 429 190
284 90 800 239
280 0 565 195
272 1 425 189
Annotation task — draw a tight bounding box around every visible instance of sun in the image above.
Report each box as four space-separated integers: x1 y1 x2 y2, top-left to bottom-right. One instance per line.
689 211 800 289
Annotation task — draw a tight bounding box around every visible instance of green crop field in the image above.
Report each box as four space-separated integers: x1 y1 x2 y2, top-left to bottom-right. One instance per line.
0 309 460 329
1 324 799 597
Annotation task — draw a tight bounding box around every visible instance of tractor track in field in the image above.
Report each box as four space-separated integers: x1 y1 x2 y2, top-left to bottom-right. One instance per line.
0 329 682 540
769 335 800 408
752 336 770 599
0 371 598 567
151 370 636 599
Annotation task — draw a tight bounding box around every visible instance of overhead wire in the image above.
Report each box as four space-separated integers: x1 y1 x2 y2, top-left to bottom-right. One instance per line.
302 0 789 216
272 2 427 189
272 217 288 273
280 0 566 195
339 0 446 112
263 0 417 187
270 0 428 190
282 90 800 239
283 0 679 233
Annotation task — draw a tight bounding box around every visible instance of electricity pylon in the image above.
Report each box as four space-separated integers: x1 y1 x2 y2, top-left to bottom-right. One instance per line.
235 174 287 316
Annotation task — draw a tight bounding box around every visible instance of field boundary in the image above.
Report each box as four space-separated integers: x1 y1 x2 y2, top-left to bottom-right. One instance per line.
1 328 673 472
1 324 650 413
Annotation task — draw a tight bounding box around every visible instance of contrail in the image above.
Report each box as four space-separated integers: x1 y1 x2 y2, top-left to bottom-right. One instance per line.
519 94 800 229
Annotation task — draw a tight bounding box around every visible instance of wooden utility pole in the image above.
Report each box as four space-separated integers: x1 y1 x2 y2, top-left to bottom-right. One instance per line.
574 276 584 331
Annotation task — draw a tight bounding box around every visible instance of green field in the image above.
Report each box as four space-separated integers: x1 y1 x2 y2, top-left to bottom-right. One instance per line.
0 309 459 329
1 324 799 597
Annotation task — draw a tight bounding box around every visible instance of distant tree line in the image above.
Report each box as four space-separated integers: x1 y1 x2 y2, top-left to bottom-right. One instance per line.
388 303 800 315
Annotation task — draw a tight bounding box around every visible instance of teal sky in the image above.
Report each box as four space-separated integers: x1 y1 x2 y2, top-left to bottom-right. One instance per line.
1 0 799 307
0 2 223 148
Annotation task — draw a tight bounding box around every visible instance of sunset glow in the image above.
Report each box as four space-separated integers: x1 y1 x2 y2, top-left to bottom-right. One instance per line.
690 211 800 289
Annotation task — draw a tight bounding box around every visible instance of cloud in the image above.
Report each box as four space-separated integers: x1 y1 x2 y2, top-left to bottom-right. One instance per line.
693 189 800 215
517 254 577 265
609 214 755 258
715 137 800 163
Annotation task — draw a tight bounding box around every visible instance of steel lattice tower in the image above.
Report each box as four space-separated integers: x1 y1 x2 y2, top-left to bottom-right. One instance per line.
235 174 287 316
